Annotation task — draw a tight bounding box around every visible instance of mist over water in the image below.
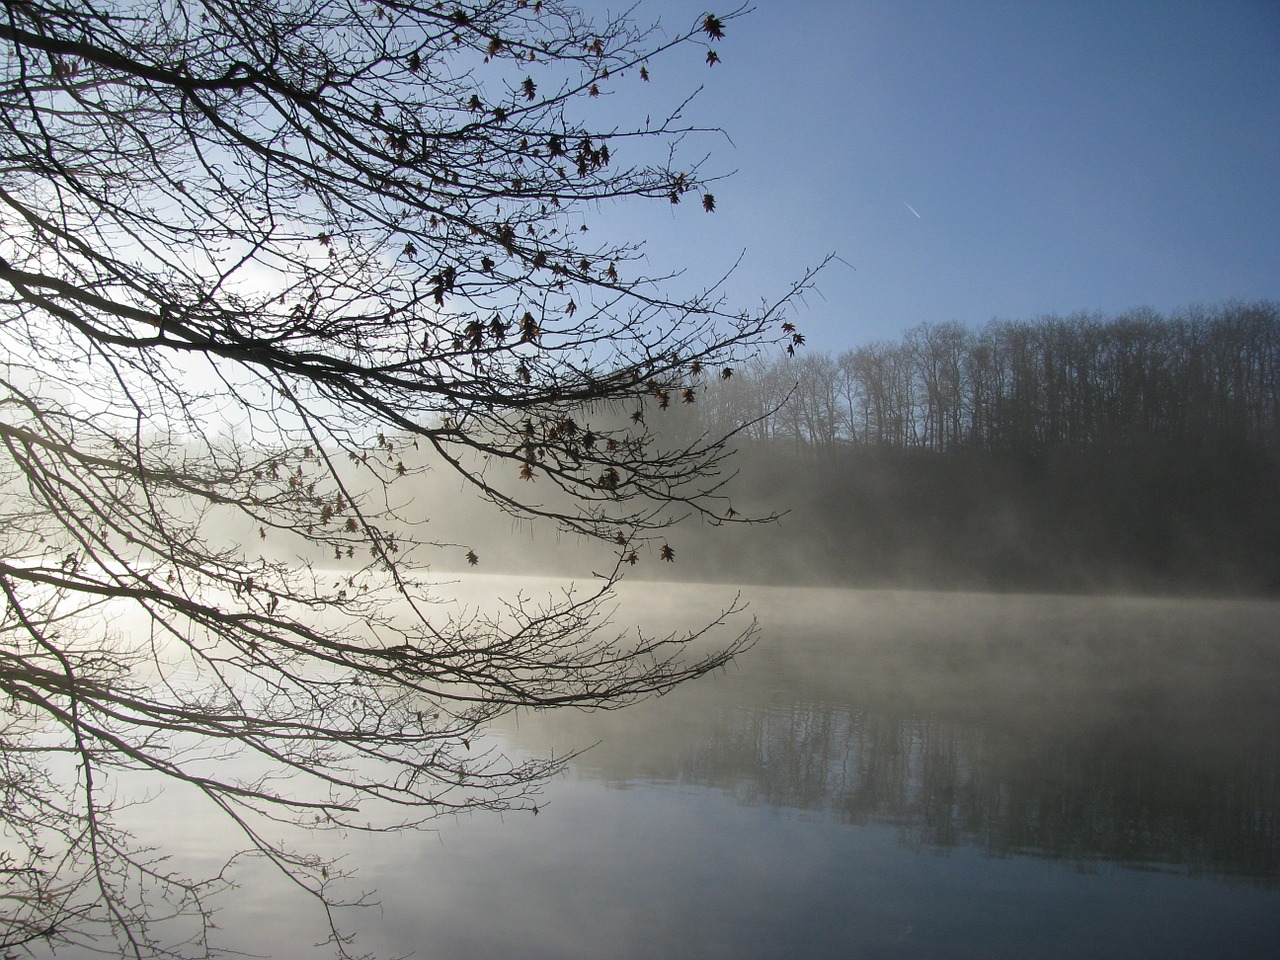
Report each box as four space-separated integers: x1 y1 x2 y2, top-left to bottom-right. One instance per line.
80 580 1278 960
505 584 1280 878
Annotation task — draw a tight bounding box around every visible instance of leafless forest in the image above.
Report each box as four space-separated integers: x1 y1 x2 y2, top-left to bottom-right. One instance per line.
584 301 1280 593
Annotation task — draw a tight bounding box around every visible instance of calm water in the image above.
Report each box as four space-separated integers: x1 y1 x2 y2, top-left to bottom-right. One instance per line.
42 584 1280 958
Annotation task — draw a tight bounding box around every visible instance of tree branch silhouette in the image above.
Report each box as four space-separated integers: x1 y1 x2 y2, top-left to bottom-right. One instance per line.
0 1 816 955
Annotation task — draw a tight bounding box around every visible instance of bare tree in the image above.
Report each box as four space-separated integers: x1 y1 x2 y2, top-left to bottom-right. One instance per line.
0 2 819 955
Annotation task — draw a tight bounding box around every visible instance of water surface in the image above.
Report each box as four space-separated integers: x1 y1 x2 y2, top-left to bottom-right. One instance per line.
45 584 1280 958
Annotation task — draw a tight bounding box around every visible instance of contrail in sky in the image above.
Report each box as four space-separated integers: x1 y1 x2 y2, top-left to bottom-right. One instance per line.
902 200 922 219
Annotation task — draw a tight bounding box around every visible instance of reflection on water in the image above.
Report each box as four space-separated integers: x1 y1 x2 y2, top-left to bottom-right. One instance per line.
30 585 1280 959
661 697 1278 881
508 587 1280 883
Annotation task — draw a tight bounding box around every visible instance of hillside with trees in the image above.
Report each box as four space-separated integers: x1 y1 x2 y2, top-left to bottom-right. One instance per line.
664 301 1280 594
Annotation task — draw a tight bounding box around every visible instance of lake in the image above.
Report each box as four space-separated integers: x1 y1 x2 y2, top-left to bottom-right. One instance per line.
34 582 1280 958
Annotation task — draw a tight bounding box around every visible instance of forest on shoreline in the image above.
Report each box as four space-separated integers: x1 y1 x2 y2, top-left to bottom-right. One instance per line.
656 300 1280 595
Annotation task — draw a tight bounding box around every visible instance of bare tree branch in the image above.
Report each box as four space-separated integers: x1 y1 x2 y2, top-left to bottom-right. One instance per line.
0 1 813 956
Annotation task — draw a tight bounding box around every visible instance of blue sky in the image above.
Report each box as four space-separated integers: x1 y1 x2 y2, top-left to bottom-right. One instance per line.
592 0 1280 351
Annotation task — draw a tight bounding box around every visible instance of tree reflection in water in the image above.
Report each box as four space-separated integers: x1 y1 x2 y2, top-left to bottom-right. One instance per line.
521 587 1280 884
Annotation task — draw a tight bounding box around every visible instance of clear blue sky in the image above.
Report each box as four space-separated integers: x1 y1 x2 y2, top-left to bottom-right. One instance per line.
592 0 1280 351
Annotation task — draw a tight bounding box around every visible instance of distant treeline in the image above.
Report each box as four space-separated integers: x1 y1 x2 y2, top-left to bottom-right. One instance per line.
686 300 1279 455
657 301 1280 595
